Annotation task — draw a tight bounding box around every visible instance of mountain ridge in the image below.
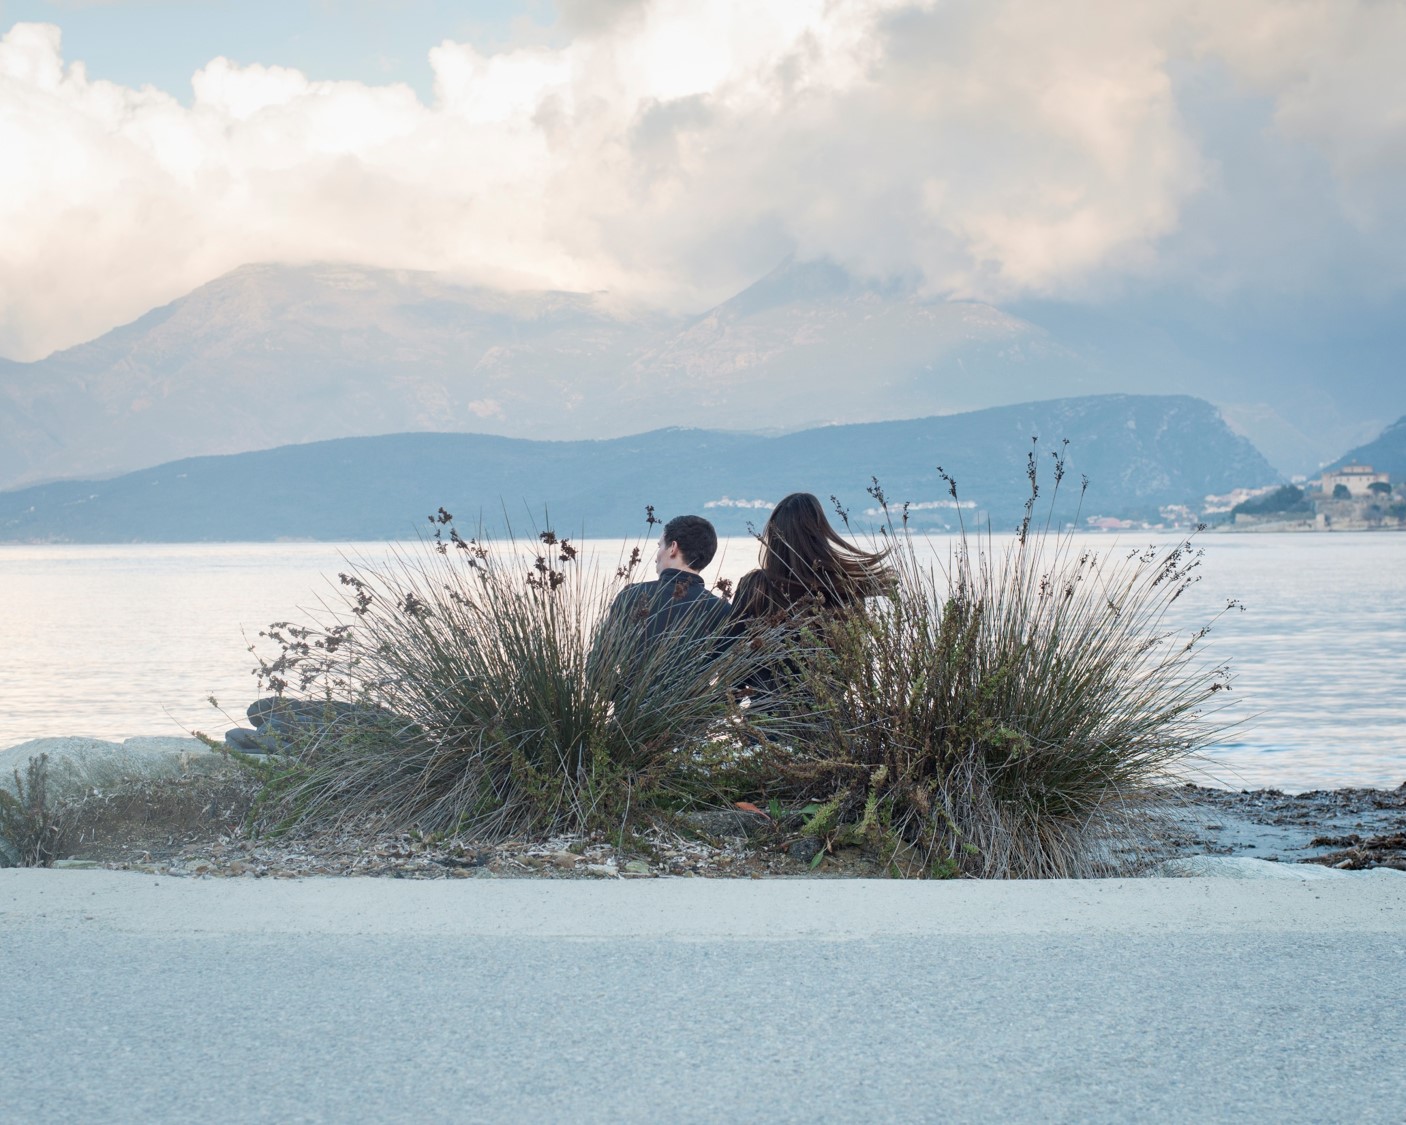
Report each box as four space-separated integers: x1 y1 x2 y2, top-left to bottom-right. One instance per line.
1 258 1396 488
0 393 1276 542
1324 416 1406 478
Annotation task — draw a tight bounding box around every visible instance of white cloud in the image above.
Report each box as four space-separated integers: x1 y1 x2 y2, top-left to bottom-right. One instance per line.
0 0 1403 360
1188 0 1406 232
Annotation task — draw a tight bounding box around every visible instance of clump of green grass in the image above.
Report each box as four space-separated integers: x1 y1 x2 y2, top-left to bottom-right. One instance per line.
247 512 794 839
774 449 1239 877
0 754 69 867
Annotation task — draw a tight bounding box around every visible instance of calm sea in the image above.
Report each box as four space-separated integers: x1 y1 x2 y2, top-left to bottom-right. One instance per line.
1 533 1402 792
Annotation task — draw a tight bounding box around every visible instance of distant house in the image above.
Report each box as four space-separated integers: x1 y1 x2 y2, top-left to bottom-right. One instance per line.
1201 485 1278 515
1319 464 1390 497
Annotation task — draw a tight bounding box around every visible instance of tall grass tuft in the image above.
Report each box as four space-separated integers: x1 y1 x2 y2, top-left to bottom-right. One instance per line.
248 513 792 839
779 449 1239 878
0 754 68 867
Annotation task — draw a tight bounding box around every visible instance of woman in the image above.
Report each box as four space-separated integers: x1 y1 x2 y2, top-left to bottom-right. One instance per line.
732 492 892 624
729 492 892 698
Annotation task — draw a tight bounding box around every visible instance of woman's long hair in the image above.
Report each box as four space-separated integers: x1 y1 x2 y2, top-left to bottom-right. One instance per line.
739 492 893 618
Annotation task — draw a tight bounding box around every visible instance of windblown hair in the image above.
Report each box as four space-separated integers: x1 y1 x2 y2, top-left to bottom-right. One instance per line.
736 492 893 619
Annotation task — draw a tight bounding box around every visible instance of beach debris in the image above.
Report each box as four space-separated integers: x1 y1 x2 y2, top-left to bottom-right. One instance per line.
1301 831 1406 871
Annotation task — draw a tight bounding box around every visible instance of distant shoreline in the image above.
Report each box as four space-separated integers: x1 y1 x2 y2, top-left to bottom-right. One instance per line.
3 523 1405 546
1208 521 1406 534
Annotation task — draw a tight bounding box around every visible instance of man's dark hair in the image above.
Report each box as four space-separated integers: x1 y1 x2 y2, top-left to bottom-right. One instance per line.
663 514 718 571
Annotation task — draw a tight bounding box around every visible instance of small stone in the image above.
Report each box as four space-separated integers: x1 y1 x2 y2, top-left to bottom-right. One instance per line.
224 728 277 754
622 858 652 876
549 852 581 869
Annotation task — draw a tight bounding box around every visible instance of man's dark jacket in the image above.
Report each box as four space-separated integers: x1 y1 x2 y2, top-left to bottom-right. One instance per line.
590 568 732 694
603 568 731 647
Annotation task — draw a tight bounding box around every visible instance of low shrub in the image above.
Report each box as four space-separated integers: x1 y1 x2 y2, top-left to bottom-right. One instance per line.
1231 485 1310 518
247 513 795 839
0 754 69 867
771 453 1239 877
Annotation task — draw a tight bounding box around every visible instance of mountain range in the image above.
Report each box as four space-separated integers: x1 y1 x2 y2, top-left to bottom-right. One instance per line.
0 394 1276 542
1326 416 1406 478
1 258 1395 490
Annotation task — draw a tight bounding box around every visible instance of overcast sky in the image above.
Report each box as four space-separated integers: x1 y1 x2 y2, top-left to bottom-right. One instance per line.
1 0 1403 362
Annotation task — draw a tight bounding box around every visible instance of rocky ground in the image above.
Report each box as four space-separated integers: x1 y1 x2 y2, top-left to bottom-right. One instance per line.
1157 784 1406 871
40 774 1406 879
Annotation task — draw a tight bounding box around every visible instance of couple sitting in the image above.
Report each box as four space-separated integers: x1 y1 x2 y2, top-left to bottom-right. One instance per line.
601 492 891 693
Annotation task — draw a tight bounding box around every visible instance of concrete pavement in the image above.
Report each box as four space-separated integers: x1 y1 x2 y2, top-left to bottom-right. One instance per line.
3 871 1404 1123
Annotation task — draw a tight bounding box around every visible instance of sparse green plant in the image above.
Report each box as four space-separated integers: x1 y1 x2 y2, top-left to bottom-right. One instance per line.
771 442 1240 878
1232 485 1311 518
247 512 797 839
0 754 68 867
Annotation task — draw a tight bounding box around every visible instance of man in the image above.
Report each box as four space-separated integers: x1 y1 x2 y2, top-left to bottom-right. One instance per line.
592 515 731 689
609 514 730 642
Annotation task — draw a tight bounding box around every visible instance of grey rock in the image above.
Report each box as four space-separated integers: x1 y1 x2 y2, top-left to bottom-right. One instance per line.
224 728 280 754
248 697 362 729
788 836 823 864
246 696 414 742
0 737 226 804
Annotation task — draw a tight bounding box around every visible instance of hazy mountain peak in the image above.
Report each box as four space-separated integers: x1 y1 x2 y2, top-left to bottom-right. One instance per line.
1325 414 1406 477
720 256 867 316
0 258 1389 491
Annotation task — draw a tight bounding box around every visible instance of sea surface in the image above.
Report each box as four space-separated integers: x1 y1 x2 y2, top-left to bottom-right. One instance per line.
1 533 1402 792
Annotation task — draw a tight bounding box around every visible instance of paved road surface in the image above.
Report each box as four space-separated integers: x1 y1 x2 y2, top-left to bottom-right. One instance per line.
4 872 1404 1124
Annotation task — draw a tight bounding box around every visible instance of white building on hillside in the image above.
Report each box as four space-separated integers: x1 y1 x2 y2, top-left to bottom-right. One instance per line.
1320 464 1390 497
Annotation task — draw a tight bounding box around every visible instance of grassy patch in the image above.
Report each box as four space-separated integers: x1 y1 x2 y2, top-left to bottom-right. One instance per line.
247 515 796 839
768 455 1239 876
0 755 68 867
